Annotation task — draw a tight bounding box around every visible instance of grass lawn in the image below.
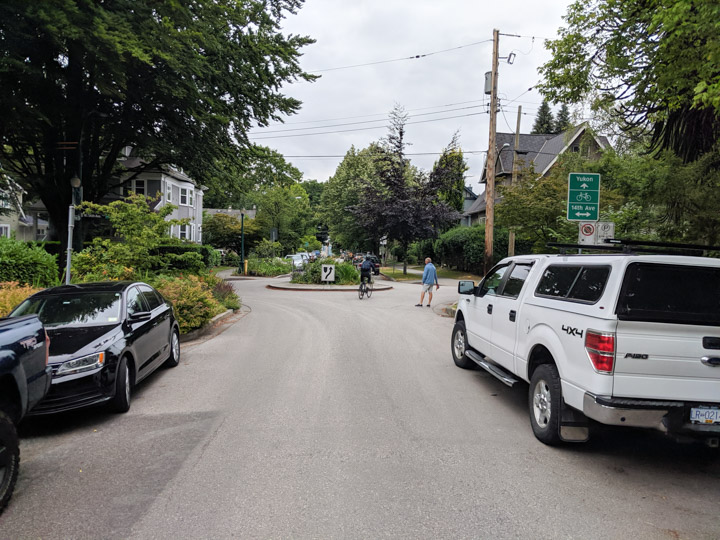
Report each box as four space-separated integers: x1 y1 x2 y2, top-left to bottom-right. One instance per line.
381 265 483 282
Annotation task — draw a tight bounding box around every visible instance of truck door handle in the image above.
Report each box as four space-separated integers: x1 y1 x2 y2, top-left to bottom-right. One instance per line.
701 357 720 367
487 304 493 314
509 310 516 322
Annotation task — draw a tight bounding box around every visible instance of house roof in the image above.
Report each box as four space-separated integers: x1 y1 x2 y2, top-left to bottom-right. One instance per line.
119 158 197 186
481 123 611 182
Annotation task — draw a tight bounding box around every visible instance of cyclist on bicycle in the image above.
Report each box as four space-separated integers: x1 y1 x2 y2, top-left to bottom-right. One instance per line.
359 256 374 286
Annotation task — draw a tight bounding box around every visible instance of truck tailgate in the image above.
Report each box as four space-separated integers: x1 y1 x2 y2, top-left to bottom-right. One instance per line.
614 321 720 402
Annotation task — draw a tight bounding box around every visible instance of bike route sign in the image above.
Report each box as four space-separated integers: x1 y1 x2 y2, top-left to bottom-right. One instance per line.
567 172 600 222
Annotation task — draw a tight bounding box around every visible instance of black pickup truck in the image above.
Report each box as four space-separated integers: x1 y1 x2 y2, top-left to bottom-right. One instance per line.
0 315 51 514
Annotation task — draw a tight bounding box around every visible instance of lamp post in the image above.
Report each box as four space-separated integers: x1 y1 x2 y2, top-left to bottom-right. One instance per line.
65 175 82 284
239 211 245 275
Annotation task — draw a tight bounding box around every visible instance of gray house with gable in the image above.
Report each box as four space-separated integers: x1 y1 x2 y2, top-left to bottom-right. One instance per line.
463 123 611 225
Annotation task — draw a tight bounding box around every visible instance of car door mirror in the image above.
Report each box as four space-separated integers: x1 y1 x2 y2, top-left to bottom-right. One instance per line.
458 280 475 295
128 311 151 322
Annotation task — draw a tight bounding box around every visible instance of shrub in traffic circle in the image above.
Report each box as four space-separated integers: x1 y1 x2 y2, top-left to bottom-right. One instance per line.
290 258 358 285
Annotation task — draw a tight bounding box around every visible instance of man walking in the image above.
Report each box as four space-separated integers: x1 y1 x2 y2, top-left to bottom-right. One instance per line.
416 257 439 307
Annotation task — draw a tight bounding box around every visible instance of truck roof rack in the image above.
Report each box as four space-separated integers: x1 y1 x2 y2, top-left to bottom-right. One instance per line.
547 239 720 257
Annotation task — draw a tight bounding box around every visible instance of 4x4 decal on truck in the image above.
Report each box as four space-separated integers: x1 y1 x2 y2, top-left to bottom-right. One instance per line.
562 325 583 338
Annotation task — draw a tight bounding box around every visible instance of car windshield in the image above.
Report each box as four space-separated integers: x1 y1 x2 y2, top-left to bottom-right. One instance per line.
12 292 122 327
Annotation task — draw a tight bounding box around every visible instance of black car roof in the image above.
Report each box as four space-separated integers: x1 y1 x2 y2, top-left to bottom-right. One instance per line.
30 281 142 297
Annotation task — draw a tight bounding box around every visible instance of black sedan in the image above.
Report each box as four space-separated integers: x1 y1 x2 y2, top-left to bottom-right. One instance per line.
10 281 180 414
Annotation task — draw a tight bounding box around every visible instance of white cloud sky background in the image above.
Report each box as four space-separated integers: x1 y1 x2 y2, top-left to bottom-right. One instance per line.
248 0 574 194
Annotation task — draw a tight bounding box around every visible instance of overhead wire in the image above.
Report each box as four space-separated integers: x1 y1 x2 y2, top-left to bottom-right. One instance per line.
307 39 493 73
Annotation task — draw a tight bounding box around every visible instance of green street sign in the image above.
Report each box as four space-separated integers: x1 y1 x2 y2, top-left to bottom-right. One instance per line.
567 172 600 221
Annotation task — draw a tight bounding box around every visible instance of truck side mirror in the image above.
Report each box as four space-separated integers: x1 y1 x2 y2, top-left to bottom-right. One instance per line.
458 281 475 295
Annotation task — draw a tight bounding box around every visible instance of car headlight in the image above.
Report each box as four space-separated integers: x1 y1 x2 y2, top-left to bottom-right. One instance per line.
56 352 105 376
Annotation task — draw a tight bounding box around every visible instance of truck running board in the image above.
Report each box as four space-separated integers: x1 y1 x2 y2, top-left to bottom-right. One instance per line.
465 350 519 387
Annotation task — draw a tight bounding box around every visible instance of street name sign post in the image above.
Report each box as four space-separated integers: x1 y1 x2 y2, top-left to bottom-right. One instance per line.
567 172 600 222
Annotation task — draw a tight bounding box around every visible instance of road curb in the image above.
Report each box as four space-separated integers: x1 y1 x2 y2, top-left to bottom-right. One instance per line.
180 309 235 342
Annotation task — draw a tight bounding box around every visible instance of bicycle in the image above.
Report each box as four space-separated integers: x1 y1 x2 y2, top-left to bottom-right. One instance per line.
358 277 373 299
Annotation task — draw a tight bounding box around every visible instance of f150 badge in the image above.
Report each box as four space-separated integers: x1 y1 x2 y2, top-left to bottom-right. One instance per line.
561 325 583 338
624 353 649 359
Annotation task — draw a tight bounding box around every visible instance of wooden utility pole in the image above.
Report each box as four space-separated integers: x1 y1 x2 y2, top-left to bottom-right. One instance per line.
508 105 522 256
484 29 500 275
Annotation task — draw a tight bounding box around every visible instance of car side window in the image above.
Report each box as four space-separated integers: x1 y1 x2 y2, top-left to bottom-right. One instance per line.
126 287 148 316
501 264 532 298
479 265 509 297
138 285 162 310
535 265 610 303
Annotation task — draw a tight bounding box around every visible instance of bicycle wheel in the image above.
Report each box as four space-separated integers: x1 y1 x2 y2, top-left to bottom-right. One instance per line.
358 283 365 299
366 280 373 298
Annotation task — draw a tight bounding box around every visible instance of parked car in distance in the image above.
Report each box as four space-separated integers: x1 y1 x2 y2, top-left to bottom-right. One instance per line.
0 314 51 514
285 254 305 269
9 281 180 415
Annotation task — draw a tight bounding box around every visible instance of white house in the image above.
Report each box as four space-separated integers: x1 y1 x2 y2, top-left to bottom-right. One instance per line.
119 157 205 243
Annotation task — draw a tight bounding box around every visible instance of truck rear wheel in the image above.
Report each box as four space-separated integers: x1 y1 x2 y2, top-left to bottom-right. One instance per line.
529 363 563 445
0 411 19 514
451 320 475 370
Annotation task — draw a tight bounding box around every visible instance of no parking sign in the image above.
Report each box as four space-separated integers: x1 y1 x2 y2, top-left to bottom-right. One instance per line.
578 222 596 245
578 221 615 245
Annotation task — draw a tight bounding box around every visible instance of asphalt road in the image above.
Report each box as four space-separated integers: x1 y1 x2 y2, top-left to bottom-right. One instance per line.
4 276 719 539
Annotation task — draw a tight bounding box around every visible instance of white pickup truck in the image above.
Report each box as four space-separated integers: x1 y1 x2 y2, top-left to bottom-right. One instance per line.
451 252 720 446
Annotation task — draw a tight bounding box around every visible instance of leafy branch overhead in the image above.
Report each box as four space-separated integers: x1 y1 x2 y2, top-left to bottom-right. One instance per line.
0 0 317 240
538 0 720 162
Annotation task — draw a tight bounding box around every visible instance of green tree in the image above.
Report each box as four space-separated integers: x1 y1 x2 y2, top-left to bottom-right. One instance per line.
254 184 311 254
320 145 380 251
351 106 460 272
554 104 572 134
538 0 720 162
531 100 555 134
431 132 468 214
0 1 316 244
202 212 261 254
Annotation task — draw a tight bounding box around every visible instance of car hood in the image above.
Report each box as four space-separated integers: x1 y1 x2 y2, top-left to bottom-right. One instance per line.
46 324 122 362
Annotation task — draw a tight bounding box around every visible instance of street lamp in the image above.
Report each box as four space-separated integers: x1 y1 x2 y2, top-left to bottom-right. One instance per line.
239 211 245 275
65 175 82 284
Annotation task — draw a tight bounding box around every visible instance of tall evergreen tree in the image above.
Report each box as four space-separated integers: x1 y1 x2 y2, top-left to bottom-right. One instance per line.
431 132 468 214
554 104 572 134
531 100 556 134
350 106 460 273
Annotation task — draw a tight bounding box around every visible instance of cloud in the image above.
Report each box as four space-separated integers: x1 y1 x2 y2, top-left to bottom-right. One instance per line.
250 0 572 190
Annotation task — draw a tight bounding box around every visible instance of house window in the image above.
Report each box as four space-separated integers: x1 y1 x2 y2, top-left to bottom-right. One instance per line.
189 190 194 206
124 180 146 196
572 145 580 153
166 183 172 202
179 225 188 239
0 192 10 209
0 225 9 238
180 188 188 205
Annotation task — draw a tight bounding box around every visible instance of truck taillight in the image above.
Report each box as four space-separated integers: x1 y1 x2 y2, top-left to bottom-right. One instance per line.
585 330 615 373
44 330 50 366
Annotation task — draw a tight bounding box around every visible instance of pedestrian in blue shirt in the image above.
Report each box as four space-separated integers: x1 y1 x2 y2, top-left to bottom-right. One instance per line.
416 257 439 307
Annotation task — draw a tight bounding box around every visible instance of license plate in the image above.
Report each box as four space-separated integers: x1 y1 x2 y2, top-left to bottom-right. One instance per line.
690 407 720 424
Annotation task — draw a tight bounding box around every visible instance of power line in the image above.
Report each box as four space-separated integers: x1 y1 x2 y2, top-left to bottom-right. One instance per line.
252 104 487 135
307 39 493 73
250 111 489 140
255 99 488 127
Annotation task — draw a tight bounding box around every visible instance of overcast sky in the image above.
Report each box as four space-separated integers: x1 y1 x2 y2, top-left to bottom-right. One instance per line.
248 0 573 193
